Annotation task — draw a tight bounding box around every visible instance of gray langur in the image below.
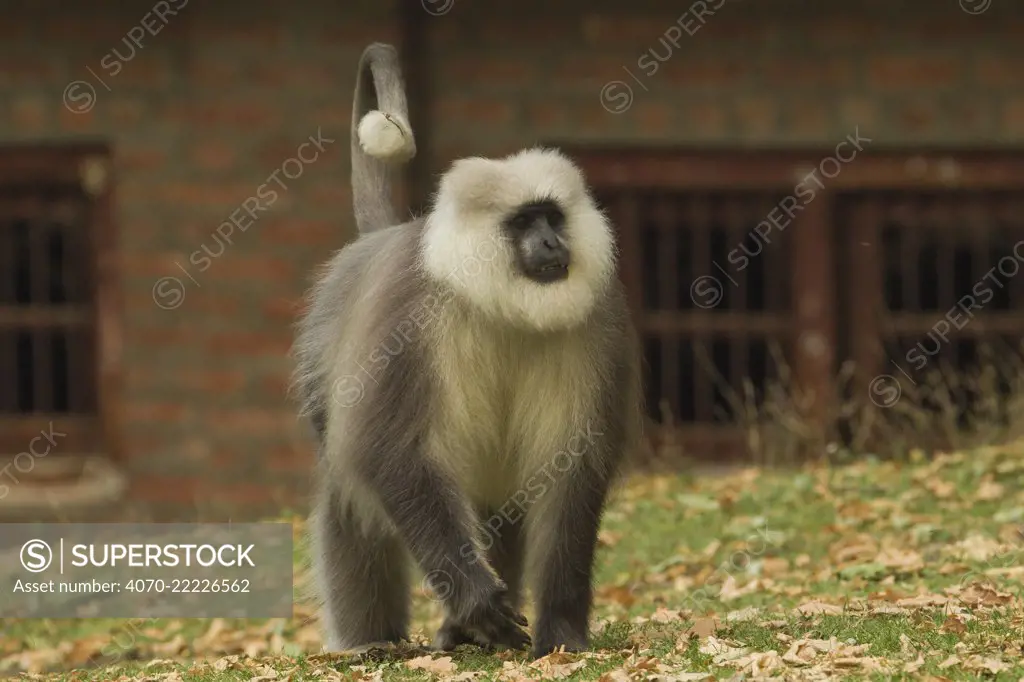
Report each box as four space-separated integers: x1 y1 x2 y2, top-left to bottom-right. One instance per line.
292 42 642 659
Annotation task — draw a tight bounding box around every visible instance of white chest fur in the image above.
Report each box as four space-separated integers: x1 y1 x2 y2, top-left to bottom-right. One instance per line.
426 309 598 508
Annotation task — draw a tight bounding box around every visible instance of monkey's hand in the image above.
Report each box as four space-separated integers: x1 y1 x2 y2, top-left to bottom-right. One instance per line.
437 586 530 652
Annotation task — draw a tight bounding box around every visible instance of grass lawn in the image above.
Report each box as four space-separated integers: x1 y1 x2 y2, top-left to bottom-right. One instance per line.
2 442 1023 681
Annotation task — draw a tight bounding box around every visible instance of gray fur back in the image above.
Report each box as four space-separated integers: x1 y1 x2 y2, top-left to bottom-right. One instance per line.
291 220 427 447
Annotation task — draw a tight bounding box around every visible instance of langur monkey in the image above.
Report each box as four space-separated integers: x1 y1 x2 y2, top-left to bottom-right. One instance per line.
293 42 642 659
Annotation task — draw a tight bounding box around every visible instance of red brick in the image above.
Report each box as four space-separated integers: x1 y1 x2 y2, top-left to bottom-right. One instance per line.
266 444 315 474
525 102 568 130
119 145 168 172
205 332 292 357
307 184 352 206
124 402 189 423
761 57 855 89
187 57 246 88
806 18 878 48
448 58 537 88
733 95 780 137
107 96 148 127
259 219 342 248
214 482 297 509
892 99 940 135
202 256 295 283
319 20 399 46
254 136 338 168
659 58 745 88
190 139 237 172
0 57 61 86
580 15 676 45
867 56 962 90
58 105 98 133
130 475 202 506
975 56 1024 89
167 101 283 130
109 57 174 87
10 96 49 132
477 15 575 43
633 102 673 132
251 62 337 90
189 22 285 49
258 374 293 398
555 56 630 87
40 16 128 43
780 97 830 139
836 96 879 132
121 252 194 277
264 297 304 322
173 292 243 317
130 369 247 394
1001 98 1024 137
156 182 262 208
682 99 729 137
947 97 991 131
434 97 516 126
902 17 998 42
132 327 196 349
203 409 296 435
304 105 349 133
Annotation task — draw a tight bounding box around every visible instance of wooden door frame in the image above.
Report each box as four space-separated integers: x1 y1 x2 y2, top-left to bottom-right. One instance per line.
0 143 122 466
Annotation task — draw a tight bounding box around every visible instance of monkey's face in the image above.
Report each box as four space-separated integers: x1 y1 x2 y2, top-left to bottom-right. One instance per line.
422 148 617 331
505 200 571 285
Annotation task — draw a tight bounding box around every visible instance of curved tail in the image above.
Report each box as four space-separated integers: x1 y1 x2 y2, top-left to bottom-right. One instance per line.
351 42 417 234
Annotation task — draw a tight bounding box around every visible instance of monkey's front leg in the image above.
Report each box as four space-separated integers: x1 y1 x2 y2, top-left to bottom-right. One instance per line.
358 454 531 651
529 462 614 659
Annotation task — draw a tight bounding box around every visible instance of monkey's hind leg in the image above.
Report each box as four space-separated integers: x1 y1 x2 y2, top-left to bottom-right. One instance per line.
311 488 409 651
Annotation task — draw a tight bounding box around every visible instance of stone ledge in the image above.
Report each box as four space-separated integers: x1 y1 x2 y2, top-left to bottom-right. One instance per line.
0 457 128 521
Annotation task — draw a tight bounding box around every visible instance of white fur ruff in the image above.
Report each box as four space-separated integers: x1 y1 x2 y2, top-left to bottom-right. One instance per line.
420 148 616 332
357 110 415 161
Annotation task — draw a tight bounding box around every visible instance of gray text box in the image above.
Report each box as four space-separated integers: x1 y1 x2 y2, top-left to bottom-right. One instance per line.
1 523 293 618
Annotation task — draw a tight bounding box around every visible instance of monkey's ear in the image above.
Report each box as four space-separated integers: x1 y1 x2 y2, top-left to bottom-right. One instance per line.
440 156 503 210
357 110 416 162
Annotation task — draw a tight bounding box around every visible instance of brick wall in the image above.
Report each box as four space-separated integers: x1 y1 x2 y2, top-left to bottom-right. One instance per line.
422 0 1024 172
2 0 1022 520
1 0 400 520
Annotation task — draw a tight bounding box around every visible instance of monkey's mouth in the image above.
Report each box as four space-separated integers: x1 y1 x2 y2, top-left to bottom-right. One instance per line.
529 262 569 283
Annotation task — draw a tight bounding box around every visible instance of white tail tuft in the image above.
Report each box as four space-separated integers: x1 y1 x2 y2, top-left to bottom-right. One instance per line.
357 110 415 161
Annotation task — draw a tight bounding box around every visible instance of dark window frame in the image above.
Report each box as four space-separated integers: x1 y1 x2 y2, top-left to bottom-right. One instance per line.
0 144 121 466
561 146 1024 459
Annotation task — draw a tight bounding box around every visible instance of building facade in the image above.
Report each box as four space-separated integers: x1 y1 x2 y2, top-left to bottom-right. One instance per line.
1 0 1022 520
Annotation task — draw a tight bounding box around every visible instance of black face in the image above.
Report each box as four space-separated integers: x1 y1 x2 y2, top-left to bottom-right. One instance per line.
504 200 570 284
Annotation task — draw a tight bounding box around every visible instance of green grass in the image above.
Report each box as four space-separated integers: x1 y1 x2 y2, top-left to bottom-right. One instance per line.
3 442 1023 680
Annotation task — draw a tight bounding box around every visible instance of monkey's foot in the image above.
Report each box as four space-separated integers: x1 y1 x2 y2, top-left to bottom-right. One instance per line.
530 630 588 660
442 592 531 651
432 620 476 651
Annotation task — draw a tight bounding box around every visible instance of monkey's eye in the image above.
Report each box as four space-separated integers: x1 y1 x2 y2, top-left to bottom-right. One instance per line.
545 209 565 228
510 213 532 230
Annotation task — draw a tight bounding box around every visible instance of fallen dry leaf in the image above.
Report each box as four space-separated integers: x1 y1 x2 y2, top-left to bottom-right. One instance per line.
698 636 750 664
405 655 457 675
875 547 925 573
598 585 637 609
530 651 586 679
958 583 1013 607
974 479 1004 501
940 615 967 635
677 616 721 646
795 600 845 616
